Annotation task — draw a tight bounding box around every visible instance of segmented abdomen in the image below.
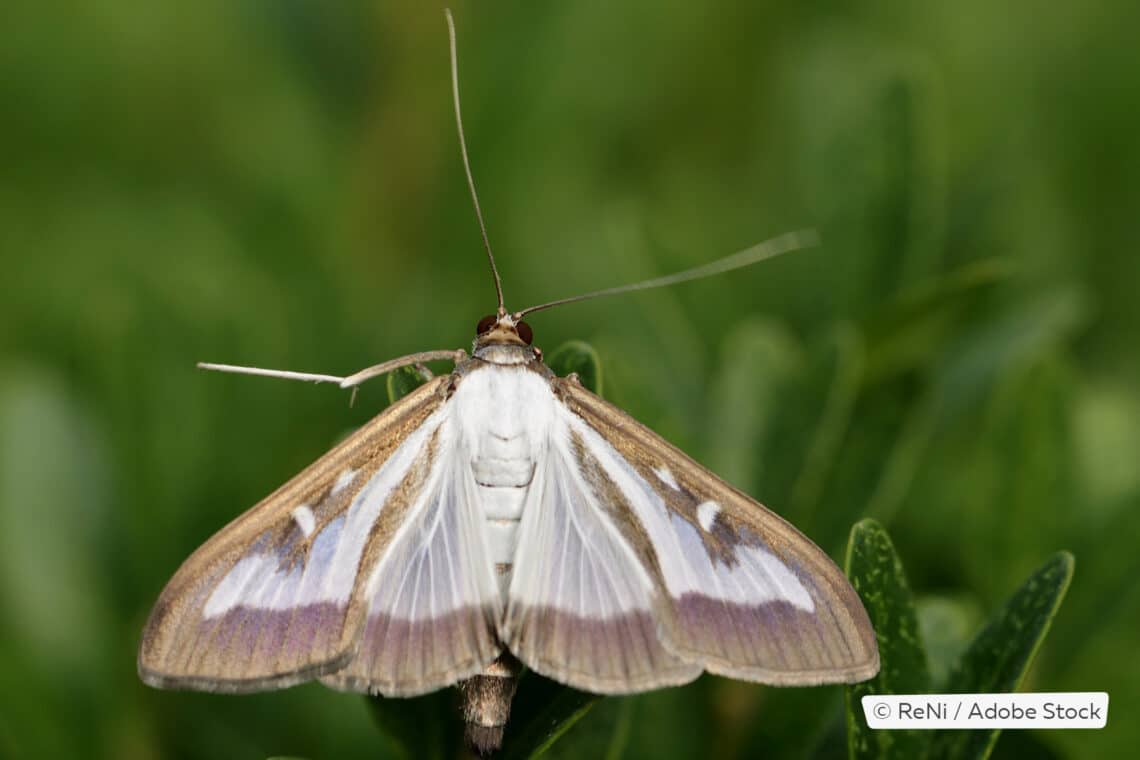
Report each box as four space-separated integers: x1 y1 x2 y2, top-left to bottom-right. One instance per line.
471 433 535 597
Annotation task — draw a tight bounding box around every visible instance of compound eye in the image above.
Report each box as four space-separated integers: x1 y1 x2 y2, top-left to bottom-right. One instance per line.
476 314 496 335
516 320 534 345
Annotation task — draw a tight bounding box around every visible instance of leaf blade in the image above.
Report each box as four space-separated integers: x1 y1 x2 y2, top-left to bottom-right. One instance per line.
844 518 931 760
386 364 433 405
546 340 603 395
927 552 1075 760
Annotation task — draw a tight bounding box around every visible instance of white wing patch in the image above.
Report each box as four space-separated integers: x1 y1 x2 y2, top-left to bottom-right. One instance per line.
362 417 499 622
291 505 316 537
696 501 719 532
201 518 345 617
202 554 278 618
319 412 445 605
667 511 813 609
655 466 680 490
506 454 655 619
565 413 814 612
331 467 358 496
201 409 447 618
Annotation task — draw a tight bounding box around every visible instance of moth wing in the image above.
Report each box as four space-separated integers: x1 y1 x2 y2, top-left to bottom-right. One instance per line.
552 378 879 686
139 376 497 693
501 385 701 694
320 408 503 696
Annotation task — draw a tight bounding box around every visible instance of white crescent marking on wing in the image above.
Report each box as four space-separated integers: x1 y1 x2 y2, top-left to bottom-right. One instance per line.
292 505 316 537
696 501 719 532
331 468 358 496
655 465 680 490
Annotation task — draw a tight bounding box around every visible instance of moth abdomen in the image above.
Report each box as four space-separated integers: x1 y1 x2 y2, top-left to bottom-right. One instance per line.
456 653 522 756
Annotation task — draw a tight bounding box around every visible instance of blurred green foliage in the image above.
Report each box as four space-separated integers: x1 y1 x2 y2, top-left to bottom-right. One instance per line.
1 1 1138 758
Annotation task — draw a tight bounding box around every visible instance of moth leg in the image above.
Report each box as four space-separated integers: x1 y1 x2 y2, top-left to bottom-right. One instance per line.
339 349 467 388
196 363 345 384
196 350 467 390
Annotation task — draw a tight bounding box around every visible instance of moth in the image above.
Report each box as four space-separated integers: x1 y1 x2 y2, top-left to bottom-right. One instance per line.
138 10 878 755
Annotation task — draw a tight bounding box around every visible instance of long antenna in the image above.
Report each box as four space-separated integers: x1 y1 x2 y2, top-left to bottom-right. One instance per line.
515 229 820 317
445 9 505 314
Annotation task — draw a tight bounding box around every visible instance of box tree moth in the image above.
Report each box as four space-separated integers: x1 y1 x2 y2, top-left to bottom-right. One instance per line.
138 10 879 755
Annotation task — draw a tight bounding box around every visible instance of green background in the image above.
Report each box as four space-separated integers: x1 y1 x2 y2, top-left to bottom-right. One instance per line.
1 1 1137 758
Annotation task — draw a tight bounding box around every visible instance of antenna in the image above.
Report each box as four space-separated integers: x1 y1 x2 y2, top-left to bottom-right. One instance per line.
515 229 820 317
445 9 505 314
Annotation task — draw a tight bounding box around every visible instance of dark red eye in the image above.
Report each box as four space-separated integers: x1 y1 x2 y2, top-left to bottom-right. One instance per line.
517 320 533 345
476 314 496 335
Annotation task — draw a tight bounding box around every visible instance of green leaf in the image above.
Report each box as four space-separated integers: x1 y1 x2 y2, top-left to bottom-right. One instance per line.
927 552 1075 760
498 672 601 760
386 364 433 405
916 595 984 688
844 518 930 760
546 340 602 395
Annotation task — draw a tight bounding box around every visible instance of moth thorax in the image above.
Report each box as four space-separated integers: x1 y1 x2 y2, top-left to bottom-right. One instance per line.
456 653 522 756
471 343 537 365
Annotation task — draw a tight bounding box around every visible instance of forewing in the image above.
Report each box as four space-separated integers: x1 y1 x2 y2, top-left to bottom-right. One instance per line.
502 399 701 694
556 378 879 686
139 376 457 692
321 412 502 696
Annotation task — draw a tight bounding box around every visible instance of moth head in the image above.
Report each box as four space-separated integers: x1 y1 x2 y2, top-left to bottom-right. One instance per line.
474 312 534 348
